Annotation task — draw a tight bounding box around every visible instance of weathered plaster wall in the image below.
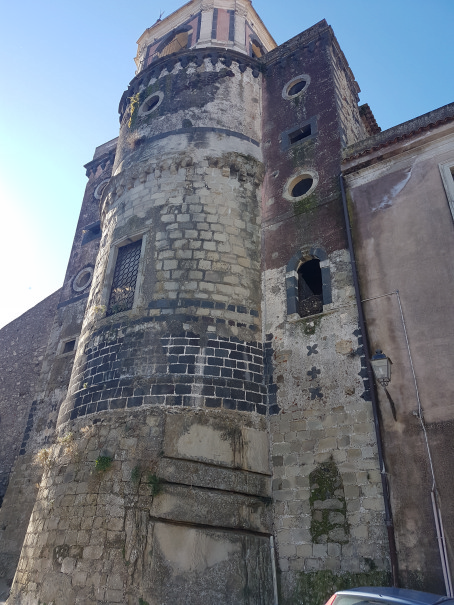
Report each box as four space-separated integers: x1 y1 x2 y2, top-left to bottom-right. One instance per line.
345 122 454 590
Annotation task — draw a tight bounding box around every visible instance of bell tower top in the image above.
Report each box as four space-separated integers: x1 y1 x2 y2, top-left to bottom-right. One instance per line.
134 0 276 73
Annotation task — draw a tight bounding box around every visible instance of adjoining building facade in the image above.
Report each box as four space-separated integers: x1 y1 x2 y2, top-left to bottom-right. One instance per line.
0 1 453 603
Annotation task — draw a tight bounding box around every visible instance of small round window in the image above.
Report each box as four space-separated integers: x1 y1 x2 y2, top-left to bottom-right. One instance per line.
94 179 110 200
139 91 164 116
284 170 318 201
282 74 311 100
72 267 94 293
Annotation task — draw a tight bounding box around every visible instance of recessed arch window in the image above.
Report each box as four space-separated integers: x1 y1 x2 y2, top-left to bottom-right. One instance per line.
298 259 323 317
157 26 193 59
72 266 94 293
286 248 332 318
250 36 265 59
291 176 313 197
94 179 110 200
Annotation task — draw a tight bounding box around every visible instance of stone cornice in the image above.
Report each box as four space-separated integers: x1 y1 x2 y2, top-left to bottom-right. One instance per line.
342 101 454 170
84 148 117 178
118 48 262 120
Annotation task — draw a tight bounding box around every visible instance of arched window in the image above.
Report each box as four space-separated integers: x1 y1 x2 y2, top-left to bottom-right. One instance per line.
156 27 193 59
298 259 323 317
286 248 332 318
249 37 265 59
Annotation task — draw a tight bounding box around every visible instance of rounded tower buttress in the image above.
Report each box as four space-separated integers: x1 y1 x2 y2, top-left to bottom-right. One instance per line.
12 4 277 604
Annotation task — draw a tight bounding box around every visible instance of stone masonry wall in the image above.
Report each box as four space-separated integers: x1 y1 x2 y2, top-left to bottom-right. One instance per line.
0 297 88 594
7 44 278 603
263 253 389 602
59 146 265 426
0 290 60 506
0 140 114 597
261 20 389 602
9 407 274 605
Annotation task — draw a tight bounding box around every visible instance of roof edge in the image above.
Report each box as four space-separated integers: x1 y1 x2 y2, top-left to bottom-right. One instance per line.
343 102 454 163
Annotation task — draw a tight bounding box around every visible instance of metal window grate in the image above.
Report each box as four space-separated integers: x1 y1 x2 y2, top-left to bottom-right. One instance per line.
107 240 142 316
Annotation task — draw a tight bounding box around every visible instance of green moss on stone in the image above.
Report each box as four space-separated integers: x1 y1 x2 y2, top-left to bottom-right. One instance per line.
95 455 112 472
299 315 322 335
289 569 391 605
309 460 349 544
293 192 318 216
131 465 141 484
147 473 163 496
289 138 315 168
128 92 140 129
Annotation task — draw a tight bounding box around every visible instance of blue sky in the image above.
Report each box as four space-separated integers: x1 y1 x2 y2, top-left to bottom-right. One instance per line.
0 0 453 328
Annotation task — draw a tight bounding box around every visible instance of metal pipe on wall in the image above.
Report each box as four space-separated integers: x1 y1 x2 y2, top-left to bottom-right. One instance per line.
339 174 399 587
360 289 453 596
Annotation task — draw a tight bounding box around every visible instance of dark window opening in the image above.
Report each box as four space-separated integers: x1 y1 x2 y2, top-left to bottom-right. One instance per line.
289 124 312 145
63 339 76 354
159 29 192 58
288 80 307 96
82 221 101 245
143 96 160 113
107 240 142 316
77 272 91 288
291 177 313 198
451 167 454 182
298 259 323 317
251 41 263 59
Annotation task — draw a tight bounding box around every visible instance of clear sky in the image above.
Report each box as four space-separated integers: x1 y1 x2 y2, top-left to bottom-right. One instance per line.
0 0 453 329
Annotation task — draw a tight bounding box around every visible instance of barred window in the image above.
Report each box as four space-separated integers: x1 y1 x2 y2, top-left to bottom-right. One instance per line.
106 240 142 316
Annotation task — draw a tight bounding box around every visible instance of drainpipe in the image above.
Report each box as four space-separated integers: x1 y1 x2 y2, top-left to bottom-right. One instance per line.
339 174 399 587
270 536 279 604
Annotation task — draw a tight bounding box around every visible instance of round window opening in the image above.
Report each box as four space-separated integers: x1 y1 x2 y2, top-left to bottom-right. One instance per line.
288 80 306 96
144 96 159 112
94 179 110 200
73 267 94 293
291 176 313 197
284 170 318 201
139 91 164 116
282 74 311 100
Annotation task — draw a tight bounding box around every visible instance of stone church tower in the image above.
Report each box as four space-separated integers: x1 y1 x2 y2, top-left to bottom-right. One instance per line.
1 1 394 603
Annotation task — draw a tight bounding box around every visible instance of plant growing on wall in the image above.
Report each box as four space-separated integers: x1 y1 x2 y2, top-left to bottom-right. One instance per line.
128 92 140 128
147 473 163 496
35 447 55 468
95 455 112 472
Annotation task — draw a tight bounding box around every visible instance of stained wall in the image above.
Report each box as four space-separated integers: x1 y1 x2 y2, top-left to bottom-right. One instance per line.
260 21 388 601
344 108 454 590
